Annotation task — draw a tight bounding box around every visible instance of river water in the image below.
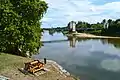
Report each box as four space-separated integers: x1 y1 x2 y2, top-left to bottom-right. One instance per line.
33 31 120 80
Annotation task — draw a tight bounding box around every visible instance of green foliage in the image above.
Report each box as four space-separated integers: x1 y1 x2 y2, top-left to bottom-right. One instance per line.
76 21 90 28
67 18 120 36
75 21 103 29
0 0 48 56
91 23 103 29
49 29 56 36
101 19 106 24
101 19 120 36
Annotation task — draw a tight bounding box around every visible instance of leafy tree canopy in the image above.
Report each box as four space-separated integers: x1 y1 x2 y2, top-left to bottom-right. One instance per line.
0 0 48 56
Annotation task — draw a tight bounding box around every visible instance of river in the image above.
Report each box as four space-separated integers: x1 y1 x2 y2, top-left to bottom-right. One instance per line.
33 31 120 80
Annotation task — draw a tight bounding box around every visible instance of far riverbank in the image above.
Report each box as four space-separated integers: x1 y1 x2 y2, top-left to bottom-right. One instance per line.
67 33 120 39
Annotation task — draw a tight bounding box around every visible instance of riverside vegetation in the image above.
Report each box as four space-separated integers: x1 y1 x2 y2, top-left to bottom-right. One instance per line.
0 0 48 57
74 19 120 36
44 19 120 37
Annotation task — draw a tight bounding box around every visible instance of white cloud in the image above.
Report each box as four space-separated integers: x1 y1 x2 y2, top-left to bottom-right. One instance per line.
104 45 120 57
98 2 120 12
42 0 120 28
101 59 120 72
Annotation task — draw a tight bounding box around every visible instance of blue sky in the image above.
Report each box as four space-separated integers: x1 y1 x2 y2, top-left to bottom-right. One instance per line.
41 0 120 28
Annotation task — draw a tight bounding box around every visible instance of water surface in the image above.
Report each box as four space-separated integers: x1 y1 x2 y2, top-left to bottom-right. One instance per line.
33 31 120 80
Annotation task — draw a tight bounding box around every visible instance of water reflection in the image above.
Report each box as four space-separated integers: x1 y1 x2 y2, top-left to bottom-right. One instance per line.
42 31 120 49
68 36 120 49
34 32 120 80
68 36 77 48
101 59 120 72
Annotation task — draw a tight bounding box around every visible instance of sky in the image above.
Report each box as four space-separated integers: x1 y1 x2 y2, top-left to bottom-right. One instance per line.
41 0 120 28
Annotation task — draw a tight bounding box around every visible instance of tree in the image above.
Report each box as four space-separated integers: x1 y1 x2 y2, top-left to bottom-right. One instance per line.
76 21 82 28
76 21 90 28
102 19 106 24
108 19 112 24
0 0 48 56
115 19 120 23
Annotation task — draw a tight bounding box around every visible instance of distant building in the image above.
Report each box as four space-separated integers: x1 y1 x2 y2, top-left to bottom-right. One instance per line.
104 20 109 29
68 21 76 32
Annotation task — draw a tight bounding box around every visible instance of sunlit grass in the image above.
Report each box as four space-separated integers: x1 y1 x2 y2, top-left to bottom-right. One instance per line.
0 53 32 72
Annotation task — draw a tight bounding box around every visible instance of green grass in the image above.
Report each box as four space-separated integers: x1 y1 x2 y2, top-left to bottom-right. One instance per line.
0 53 32 72
0 53 76 80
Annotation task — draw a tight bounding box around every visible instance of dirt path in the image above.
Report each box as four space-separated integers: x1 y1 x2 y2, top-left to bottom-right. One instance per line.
73 33 120 39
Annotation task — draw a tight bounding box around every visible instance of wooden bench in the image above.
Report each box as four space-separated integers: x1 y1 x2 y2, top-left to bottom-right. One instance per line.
24 60 45 74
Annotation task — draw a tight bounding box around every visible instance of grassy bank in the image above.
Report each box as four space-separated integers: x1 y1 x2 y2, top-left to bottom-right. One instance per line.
0 53 32 72
0 53 77 80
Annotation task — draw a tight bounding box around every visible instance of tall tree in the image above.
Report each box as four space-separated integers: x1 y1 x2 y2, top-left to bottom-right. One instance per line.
0 0 48 56
108 19 112 24
102 19 106 24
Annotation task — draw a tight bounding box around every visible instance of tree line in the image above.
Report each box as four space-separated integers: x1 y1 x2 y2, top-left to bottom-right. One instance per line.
43 18 120 36
68 19 120 36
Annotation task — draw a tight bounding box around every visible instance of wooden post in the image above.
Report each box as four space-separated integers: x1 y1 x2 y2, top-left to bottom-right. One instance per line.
44 58 47 64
